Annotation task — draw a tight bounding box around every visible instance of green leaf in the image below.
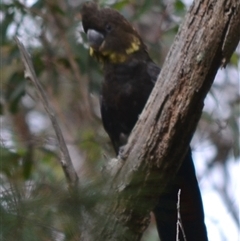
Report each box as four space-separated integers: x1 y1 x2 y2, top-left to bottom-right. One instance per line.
174 0 186 15
229 52 239 67
112 0 129 10
175 0 185 10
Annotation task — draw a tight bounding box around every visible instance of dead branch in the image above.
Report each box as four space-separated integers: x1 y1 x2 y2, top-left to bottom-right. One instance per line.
176 189 187 241
15 37 78 187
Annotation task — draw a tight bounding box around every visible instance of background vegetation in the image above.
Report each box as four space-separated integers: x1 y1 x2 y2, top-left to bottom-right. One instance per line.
1 0 239 240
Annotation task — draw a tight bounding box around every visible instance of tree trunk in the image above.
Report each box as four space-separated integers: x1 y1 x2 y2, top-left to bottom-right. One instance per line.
81 0 240 240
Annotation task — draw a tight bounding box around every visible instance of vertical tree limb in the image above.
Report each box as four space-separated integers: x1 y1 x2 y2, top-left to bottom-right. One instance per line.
81 0 240 240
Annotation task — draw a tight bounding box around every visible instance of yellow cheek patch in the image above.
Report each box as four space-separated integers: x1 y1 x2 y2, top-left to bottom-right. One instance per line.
101 51 127 63
89 37 141 64
126 38 140 54
109 53 127 63
89 47 94 56
106 38 140 63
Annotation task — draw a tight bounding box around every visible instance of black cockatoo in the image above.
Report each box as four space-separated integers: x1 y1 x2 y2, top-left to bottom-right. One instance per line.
81 2 208 241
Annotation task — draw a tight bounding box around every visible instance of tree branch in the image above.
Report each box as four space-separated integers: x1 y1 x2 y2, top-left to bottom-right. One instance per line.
81 0 240 240
176 189 187 241
15 37 78 187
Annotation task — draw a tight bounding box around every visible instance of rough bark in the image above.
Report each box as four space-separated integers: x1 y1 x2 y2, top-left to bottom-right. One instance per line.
85 0 240 240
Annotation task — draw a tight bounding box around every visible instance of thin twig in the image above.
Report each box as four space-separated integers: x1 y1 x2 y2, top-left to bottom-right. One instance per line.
176 189 187 241
15 36 78 187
